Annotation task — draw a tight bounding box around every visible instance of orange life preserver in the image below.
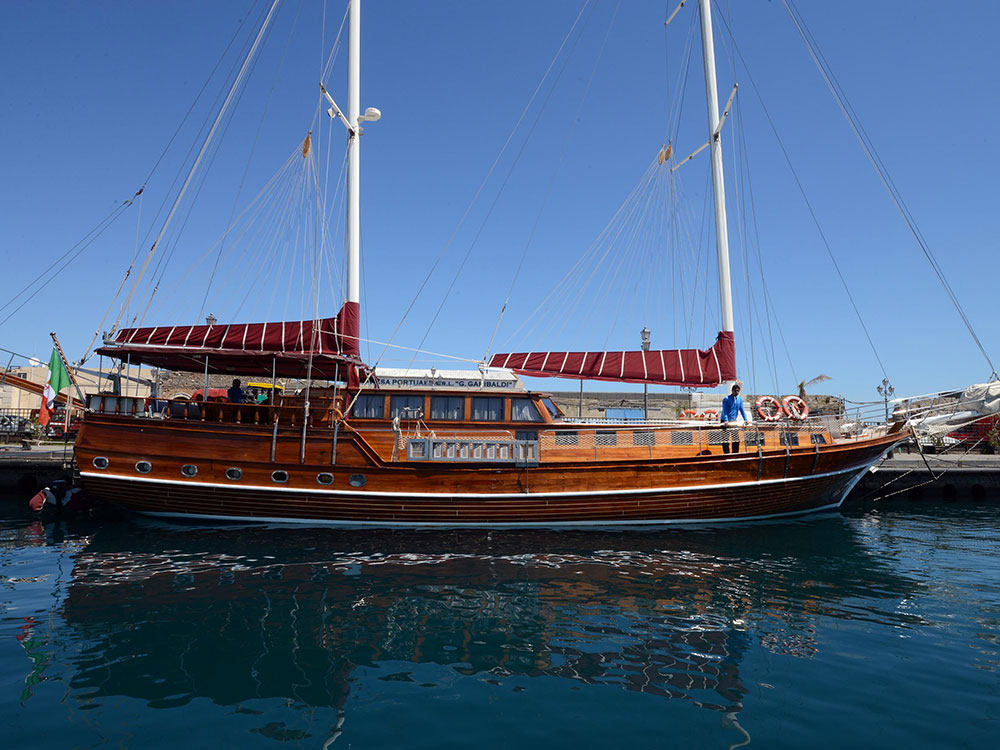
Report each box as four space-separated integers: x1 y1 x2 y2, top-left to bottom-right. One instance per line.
681 409 699 419
782 395 809 421
699 409 718 421
756 395 782 422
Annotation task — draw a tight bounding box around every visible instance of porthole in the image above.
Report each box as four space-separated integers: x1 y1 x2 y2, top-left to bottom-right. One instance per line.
316 472 334 485
271 470 289 484
226 467 243 481
93 456 109 469
348 473 367 487
135 461 152 474
181 464 198 478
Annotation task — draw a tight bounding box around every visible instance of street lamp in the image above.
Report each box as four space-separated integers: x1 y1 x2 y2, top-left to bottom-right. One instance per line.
877 377 895 424
205 313 217 327
640 327 651 420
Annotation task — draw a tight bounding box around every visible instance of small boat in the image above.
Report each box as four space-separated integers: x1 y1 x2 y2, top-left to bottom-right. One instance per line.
76 0 912 526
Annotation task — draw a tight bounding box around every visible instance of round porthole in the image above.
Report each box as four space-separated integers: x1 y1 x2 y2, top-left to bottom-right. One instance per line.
135 461 152 474
181 464 198 478
316 472 334 485
93 456 109 469
226 467 243 481
271 470 289 484
348 473 367 487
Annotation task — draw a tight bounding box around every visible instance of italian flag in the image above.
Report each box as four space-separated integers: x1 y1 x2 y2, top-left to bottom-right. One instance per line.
39 348 71 427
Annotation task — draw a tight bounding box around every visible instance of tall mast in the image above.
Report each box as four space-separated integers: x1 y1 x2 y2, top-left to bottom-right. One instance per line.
346 0 361 307
697 0 734 333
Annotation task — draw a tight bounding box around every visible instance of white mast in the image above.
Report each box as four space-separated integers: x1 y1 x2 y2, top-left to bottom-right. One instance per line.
697 0 734 333
346 0 361 306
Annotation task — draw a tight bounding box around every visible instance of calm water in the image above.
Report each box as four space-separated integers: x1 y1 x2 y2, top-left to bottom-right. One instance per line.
1 497 999 748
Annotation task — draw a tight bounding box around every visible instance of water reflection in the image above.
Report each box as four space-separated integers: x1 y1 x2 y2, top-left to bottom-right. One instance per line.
53 518 919 722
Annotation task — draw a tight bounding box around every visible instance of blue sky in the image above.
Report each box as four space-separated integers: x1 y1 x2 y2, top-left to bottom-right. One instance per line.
1 0 997 404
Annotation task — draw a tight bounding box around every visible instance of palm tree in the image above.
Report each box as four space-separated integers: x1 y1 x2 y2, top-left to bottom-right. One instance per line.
798 374 831 400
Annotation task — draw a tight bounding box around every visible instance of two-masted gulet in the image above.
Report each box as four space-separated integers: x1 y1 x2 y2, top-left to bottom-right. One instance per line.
76 0 905 526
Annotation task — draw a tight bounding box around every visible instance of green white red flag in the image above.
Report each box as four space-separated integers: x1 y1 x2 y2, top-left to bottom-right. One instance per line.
39 348 71 427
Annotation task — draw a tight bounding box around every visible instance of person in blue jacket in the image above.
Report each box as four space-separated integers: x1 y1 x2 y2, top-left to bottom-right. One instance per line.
720 382 748 454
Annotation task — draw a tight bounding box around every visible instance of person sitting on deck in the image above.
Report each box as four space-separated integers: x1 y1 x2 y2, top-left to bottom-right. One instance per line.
720 382 748 454
227 378 245 404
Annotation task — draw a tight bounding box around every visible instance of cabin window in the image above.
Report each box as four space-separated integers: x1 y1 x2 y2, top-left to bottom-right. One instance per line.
633 431 655 447
541 398 560 419
135 461 152 474
554 431 578 446
744 431 765 447
430 396 464 421
271 470 289 483
317 472 334 485
93 456 109 469
595 430 617 446
471 397 503 421
810 433 827 445
349 474 367 487
511 398 543 422
390 395 424 419
779 431 800 447
181 464 198 477
226 468 242 481
351 394 384 419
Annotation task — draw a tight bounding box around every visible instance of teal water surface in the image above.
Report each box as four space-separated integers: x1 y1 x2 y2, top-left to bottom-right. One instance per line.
1 498 998 748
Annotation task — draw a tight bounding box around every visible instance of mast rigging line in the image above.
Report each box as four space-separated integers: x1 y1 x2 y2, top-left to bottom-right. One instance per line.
709 0 888 381
367 0 593 378
109 0 282 339
781 0 996 379
0 192 138 331
483 0 622 364
78 1 275 366
198 0 307 324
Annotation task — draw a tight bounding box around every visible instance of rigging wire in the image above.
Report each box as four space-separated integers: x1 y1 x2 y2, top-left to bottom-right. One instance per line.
408 0 598 373
782 0 996 379
368 1 593 376
482 0 622 363
110 0 282 337
710 0 889 380
198 0 306 323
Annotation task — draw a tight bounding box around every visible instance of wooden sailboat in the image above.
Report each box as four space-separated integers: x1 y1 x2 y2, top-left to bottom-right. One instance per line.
75 0 905 526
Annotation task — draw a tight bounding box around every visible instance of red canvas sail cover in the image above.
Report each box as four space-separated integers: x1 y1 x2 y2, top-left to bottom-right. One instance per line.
96 302 364 380
489 331 736 386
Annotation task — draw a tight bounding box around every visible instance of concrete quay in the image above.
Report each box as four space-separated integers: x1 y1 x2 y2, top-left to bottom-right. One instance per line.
848 452 1000 502
0 445 73 495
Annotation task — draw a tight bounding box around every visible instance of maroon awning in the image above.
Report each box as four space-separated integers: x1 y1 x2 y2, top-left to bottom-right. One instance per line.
96 302 365 380
489 331 736 386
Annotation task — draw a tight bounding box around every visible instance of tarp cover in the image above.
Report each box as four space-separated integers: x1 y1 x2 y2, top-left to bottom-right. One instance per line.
96 302 363 380
489 330 736 386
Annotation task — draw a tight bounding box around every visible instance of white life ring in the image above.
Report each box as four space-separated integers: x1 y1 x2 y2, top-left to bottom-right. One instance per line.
782 395 809 421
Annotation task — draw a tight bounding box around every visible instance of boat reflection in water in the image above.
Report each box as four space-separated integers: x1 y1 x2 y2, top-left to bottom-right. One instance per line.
59 518 918 741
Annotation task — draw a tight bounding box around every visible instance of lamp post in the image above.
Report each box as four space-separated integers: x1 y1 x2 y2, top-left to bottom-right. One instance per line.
877 377 895 425
640 327 651 420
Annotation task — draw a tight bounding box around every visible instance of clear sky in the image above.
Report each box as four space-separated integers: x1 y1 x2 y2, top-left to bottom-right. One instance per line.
1 0 997 405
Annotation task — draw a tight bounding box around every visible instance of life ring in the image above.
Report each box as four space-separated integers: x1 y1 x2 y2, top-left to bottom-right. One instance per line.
756 395 782 422
699 409 718 421
782 396 809 421
681 409 699 419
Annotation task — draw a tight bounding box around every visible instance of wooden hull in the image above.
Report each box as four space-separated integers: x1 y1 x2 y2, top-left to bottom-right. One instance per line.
75 414 901 527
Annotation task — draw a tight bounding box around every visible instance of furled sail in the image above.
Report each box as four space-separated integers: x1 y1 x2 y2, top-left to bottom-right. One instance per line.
489 331 736 386
96 301 364 380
